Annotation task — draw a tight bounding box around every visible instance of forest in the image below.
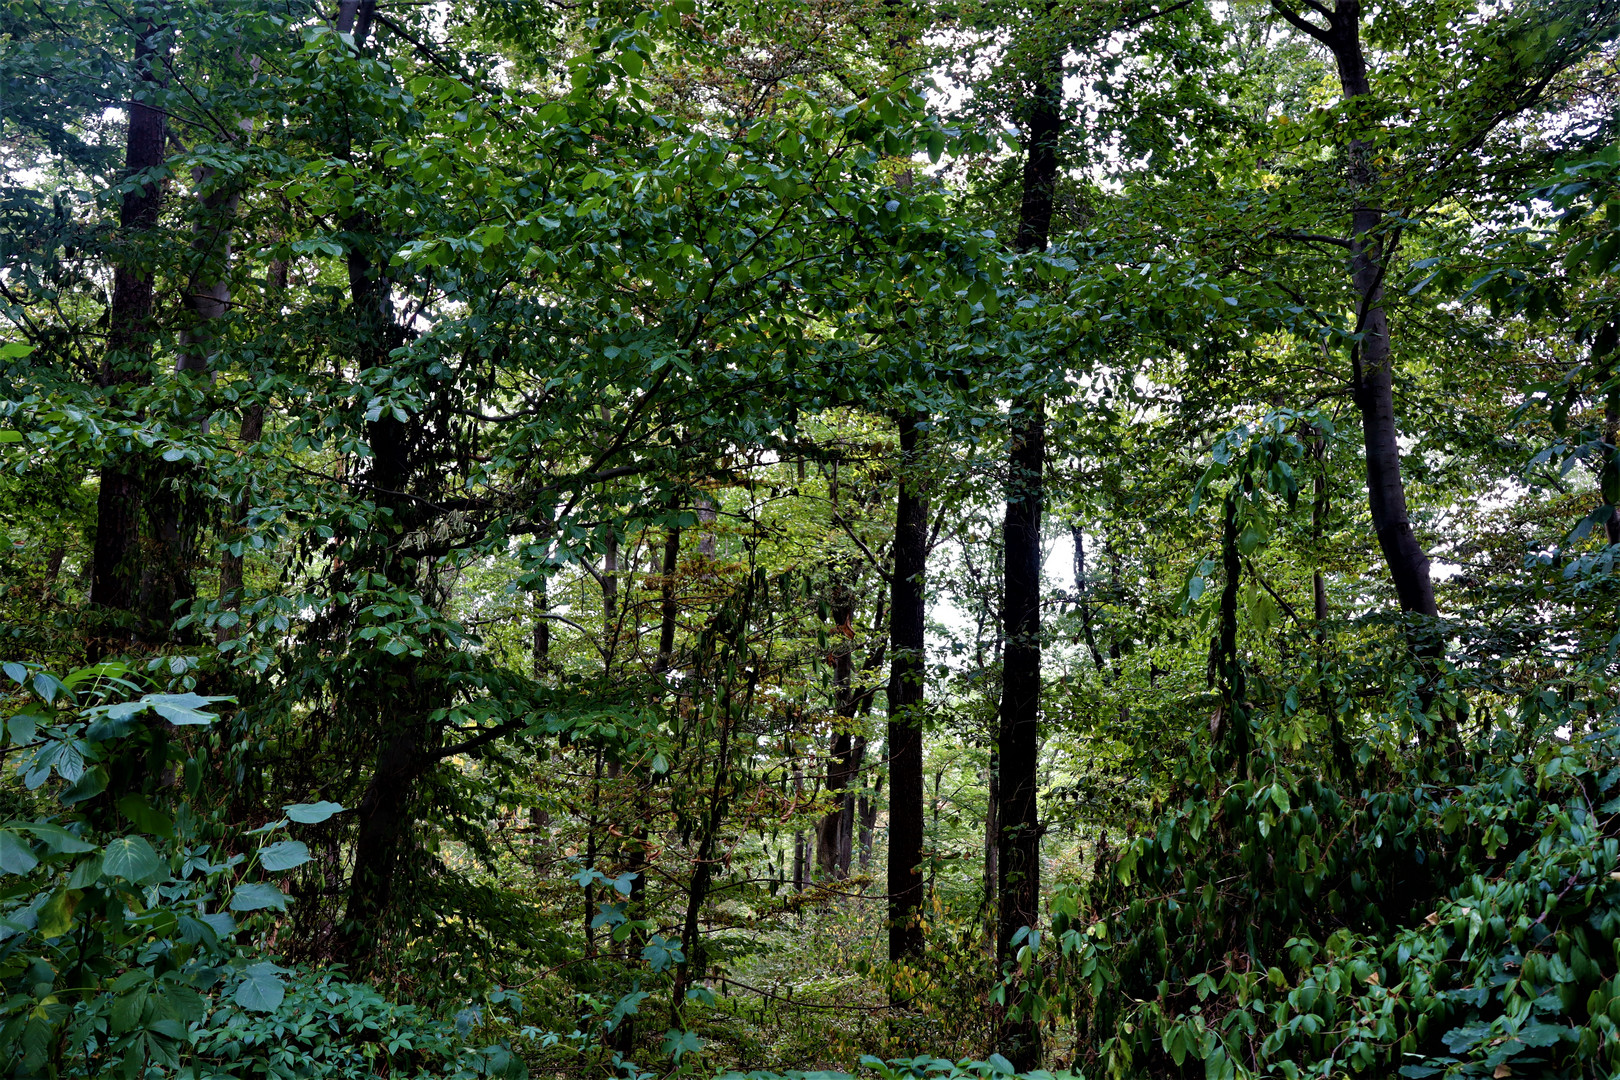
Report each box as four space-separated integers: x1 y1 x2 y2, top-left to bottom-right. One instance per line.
3 0 1620 1076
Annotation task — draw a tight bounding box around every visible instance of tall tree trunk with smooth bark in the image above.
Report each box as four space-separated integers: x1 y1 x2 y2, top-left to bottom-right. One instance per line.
887 411 928 964
995 24 1060 1071
1269 1 1437 623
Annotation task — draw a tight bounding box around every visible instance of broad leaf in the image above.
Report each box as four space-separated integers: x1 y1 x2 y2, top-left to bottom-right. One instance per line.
229 882 291 912
257 840 312 872
102 837 166 884
283 801 345 824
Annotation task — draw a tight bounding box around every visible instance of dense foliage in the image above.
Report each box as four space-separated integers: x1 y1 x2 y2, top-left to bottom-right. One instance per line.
2 0 1619 1077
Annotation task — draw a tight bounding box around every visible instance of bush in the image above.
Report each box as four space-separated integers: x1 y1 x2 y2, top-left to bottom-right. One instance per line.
1034 717 1620 1079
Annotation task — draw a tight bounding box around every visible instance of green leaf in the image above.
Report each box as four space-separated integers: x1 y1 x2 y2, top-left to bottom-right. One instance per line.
116 794 175 838
67 853 104 888
61 766 109 805
229 882 291 912
283 801 345 824
661 1028 703 1061
258 840 312 872
16 822 95 854
234 968 286 1013
36 887 83 938
102 836 166 884
0 831 38 875
145 692 229 726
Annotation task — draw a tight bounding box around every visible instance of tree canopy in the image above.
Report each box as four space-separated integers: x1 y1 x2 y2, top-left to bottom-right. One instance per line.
2 0 1620 1077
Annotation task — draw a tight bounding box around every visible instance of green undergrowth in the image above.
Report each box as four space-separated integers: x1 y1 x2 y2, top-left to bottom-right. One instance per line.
1030 716 1620 1079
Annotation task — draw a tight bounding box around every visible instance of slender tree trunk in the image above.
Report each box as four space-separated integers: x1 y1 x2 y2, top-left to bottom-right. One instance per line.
216 403 265 642
994 26 1060 1069
1311 431 1356 786
818 588 857 879
1599 324 1620 545
1271 1 1437 621
996 401 1045 1069
1071 523 1105 672
792 740 807 893
839 735 866 877
887 411 928 964
858 765 881 872
1216 494 1249 770
532 573 550 678
91 18 170 635
978 751 991 945
613 524 680 1054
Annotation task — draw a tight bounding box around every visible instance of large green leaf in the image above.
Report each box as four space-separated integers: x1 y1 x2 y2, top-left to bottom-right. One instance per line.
229 882 290 912
257 840 312 872
233 965 286 1013
36 887 82 938
0 831 38 875
283 801 346 824
101 836 166 884
144 692 230 726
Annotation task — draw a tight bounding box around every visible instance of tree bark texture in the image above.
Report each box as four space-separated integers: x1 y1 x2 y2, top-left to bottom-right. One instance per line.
996 401 1045 1071
1271 0 1437 620
818 587 858 879
887 411 928 963
91 19 169 629
995 24 1060 1069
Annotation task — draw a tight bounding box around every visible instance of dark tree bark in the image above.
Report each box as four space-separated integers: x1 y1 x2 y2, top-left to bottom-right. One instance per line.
1310 429 1357 786
818 587 861 879
887 410 928 964
614 524 680 1054
334 0 437 960
532 573 550 677
1215 494 1250 770
822 582 887 880
216 402 264 643
1071 523 1105 672
994 25 1060 1071
857 767 881 872
1269 1 1437 622
91 18 170 632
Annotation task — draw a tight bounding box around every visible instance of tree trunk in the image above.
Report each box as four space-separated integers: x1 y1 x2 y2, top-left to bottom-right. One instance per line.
887 410 928 964
91 17 169 635
1216 494 1249 770
216 403 265 642
995 25 1060 1069
1071 523 1105 672
858 765 882 871
1311 430 1356 786
817 588 857 880
331 0 436 962
532 573 550 677
1271 0 1437 621
996 401 1045 1070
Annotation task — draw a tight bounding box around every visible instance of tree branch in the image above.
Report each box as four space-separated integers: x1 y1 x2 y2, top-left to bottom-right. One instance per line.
1268 0 1335 44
